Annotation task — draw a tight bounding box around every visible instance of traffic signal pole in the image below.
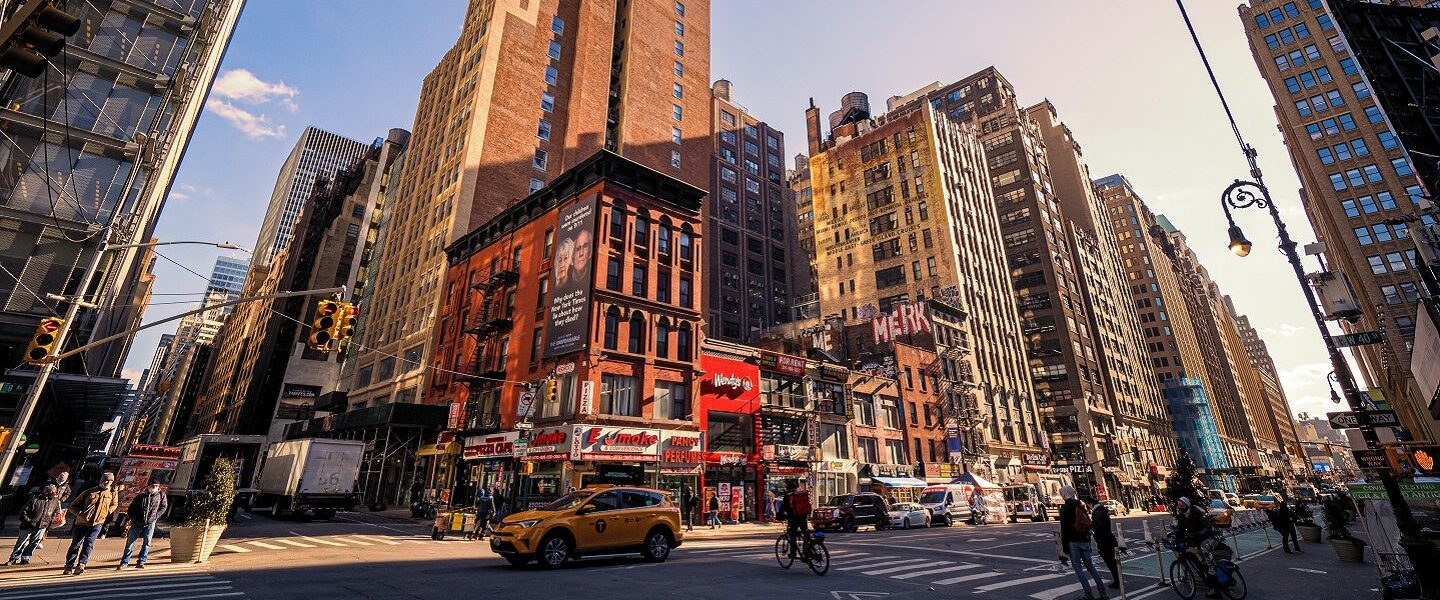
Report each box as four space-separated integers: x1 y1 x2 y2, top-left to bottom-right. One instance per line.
0 284 346 487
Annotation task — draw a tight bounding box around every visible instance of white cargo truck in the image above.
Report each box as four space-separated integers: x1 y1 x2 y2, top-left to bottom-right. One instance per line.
252 439 365 519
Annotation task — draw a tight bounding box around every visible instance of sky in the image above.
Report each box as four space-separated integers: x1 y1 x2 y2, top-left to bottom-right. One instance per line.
126 0 1341 422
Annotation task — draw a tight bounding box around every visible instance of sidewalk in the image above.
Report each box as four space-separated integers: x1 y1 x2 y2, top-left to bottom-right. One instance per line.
680 520 787 541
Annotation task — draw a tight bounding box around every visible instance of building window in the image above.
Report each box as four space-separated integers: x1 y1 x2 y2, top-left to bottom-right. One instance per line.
606 257 622 290
655 381 688 420
543 228 554 259
628 312 646 353
655 317 671 358
552 15 564 35
1354 226 1373 245
541 92 554 112
1379 130 1399 150
1365 105 1384 123
677 322 692 361
603 307 621 350
675 20 685 36
675 1 684 16
672 127 682 145
672 104 683 120
678 277 692 307
671 150 682 168
537 119 551 141
601 373 639 416
548 40 562 60
533 148 548 170
632 264 647 297
529 178 544 193
673 61 683 77
545 65 558 85
674 40 684 56
1353 81 1371 99
1393 157 1414 177
673 82 683 99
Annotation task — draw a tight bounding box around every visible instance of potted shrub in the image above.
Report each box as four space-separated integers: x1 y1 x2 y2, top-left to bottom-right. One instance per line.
1322 492 1365 562
170 458 235 563
1294 499 1322 543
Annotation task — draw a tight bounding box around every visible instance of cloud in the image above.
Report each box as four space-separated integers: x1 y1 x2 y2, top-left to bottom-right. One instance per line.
206 99 288 140
1260 323 1305 338
121 369 144 385
169 183 197 203
212 69 299 111
1277 361 1331 391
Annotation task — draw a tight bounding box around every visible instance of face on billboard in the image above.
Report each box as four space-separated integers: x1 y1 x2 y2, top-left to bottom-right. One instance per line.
571 229 593 277
544 197 599 358
554 236 575 287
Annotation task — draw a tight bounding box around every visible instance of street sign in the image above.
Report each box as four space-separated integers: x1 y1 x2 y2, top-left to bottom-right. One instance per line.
1360 410 1402 428
1348 482 1440 500
1334 331 1385 347
1352 449 1389 471
515 421 534 431
1328 411 1359 429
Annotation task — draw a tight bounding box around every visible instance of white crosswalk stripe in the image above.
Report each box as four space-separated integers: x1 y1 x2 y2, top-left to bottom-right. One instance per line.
273 538 316 548
243 540 286 550
1029 581 1088 600
932 571 1007 585
287 532 348 547
0 571 247 600
330 536 374 546
834 557 927 571
217 544 252 553
862 560 954 575
891 563 982 579
971 573 1071 592
354 535 403 546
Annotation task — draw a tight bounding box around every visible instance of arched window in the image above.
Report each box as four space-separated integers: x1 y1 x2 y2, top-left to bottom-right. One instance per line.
655 317 671 358
628 311 646 353
603 306 621 350
679 224 694 261
634 214 649 249
610 203 627 241
677 322 693 361
657 217 673 257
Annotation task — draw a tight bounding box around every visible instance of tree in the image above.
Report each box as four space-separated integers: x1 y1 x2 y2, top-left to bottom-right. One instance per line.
1165 448 1203 513
185 457 235 527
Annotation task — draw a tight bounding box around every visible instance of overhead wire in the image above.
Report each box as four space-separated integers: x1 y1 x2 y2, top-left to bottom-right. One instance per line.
0 261 62 317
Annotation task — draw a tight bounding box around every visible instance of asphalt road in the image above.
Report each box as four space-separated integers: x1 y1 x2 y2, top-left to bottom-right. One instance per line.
0 509 1383 600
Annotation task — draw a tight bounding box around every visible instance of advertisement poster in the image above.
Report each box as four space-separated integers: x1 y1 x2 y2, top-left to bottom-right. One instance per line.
277 383 321 420
117 444 181 507
543 195 599 358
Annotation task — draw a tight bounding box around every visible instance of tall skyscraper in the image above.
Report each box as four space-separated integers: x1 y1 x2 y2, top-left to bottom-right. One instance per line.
1240 0 1440 442
789 153 819 322
208 255 249 300
0 0 245 462
138 334 176 396
348 0 711 409
706 80 795 342
253 127 371 266
805 90 1045 483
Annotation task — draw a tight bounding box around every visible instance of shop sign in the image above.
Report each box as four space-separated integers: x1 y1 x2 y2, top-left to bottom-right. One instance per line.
936 463 963 478
818 363 849 381
463 431 518 460
447 403 463 429
578 381 594 415
1022 453 1050 467
573 425 660 462
821 460 852 472
760 351 806 376
763 444 810 462
526 425 570 461
660 431 705 465
864 463 913 478
706 451 749 466
1052 464 1094 474
699 355 761 404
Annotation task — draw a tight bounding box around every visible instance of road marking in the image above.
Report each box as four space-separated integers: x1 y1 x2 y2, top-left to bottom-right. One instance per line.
1290 567 1328 574
835 558 928 571
273 538 316 548
403 539 430 544
151 592 245 600
971 573 1070 592
1029 581 1087 600
862 560 954 575
0 581 232 599
331 536 374 546
243 540 286 550
287 532 347 546
891 564 982 579
334 515 422 535
217 544 251 553
828 541 1053 564
970 537 997 542
932 571 1006 585
354 535 402 545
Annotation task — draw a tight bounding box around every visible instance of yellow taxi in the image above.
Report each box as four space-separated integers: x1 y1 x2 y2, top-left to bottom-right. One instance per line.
1206 499 1235 527
1241 494 1280 509
490 485 683 568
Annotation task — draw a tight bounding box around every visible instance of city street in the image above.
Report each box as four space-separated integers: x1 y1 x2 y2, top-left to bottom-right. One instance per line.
0 510 1382 600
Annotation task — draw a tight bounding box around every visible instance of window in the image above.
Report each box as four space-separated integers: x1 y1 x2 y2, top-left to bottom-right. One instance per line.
1358 195 1377 214
1283 2 1299 18
1327 89 1344 107
628 312 645 353
1373 223 1393 242
606 258 622 290
1381 285 1401 305
548 40 561 60
1393 157 1414 177
1333 142 1351 161
655 381 688 420
1285 77 1301 94
674 40 684 56
882 401 901 429
673 60 683 77
671 150 681 169
1298 72 1315 89
1351 138 1369 157
541 92 554 112
875 265 906 289
533 148 548 170
1318 14 1333 31
1265 34 1280 50
677 323 692 361
672 104 683 120
679 231 693 260
537 119 551 141
886 440 906 464
1364 164 1383 182
655 318 670 358
601 374 639 416
545 65 558 85
1379 130 1399 150
1347 168 1364 186
603 308 620 350
1317 147 1334 164
675 1 684 16
674 20 684 36
1353 81 1371 99
1368 255 1387 274
1365 105 1384 123
1387 251 1409 272
1355 226 1374 245
1340 57 1358 75
1275 55 1291 71
1316 66 1331 83
856 396 876 426
678 277 692 307
1378 192 1397 210
552 15 564 35
1279 28 1295 44
1294 22 1310 38
1339 113 1357 130
632 264 647 297
670 126 683 145
530 178 544 193
1304 44 1320 61
673 83 683 99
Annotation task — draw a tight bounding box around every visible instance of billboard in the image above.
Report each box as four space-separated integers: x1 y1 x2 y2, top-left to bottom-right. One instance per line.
1411 304 1440 412
543 195 599 358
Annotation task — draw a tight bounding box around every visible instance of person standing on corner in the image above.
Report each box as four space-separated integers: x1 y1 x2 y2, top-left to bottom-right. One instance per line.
1091 498 1121 590
1270 495 1301 554
6 482 62 565
474 488 494 539
681 488 696 532
63 472 118 576
707 493 721 529
1058 486 1108 600
117 479 167 570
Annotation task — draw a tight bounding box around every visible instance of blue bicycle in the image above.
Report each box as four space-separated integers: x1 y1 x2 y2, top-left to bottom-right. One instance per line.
775 529 830 576
1162 532 1247 600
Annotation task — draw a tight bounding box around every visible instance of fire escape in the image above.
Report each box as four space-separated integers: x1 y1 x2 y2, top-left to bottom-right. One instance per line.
924 340 989 462
462 257 519 433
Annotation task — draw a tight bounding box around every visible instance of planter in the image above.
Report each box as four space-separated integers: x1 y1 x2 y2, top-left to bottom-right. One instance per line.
1329 537 1365 563
1297 524 1322 543
170 524 227 563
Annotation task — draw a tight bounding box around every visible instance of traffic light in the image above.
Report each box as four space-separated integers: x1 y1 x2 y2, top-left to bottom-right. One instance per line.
337 302 359 343
307 300 341 351
24 317 64 365
0 0 82 79
545 378 558 405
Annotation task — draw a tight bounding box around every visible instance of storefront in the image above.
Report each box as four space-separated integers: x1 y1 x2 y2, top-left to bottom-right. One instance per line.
520 424 572 509
761 443 811 520
814 459 857 503
416 434 462 505
657 430 704 506
462 431 520 501
572 424 662 489
861 463 925 502
699 353 764 522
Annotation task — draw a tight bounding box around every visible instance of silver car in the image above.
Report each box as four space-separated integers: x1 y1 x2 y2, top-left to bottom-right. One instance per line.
887 502 932 529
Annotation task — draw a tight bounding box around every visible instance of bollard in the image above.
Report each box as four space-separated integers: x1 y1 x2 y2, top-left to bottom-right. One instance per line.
1116 521 1129 600
1262 512 1273 550
1143 519 1166 586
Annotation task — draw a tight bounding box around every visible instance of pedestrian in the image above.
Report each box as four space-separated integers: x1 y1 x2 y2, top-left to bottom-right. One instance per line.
490 486 507 522
474 489 494 539
63 472 118 576
683 489 698 532
1091 498 1121 590
708 493 721 529
117 479 167 570
1058 486 1107 600
96 484 125 539
6 482 62 565
1271 496 1301 554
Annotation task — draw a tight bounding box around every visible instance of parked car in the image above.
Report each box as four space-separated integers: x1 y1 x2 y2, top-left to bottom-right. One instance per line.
1098 499 1130 517
1206 499 1235 527
1242 494 1279 509
919 485 968 526
490 485 682 568
1224 492 1241 507
811 493 889 532
887 502 931 529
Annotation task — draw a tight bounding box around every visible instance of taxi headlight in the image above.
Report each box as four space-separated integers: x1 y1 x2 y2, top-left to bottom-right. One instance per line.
514 519 542 529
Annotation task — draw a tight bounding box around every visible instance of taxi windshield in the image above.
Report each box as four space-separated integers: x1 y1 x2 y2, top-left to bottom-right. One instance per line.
541 490 591 511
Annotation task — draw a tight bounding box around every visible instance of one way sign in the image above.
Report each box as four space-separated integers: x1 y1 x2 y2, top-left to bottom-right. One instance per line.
1328 412 1359 429
1328 410 1401 429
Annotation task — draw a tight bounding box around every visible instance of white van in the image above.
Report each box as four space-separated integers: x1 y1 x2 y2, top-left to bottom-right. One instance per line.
919 485 969 526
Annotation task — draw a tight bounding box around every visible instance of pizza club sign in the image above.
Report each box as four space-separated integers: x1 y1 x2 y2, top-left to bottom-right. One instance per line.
463 432 519 460
871 301 932 344
573 425 661 462
700 355 761 404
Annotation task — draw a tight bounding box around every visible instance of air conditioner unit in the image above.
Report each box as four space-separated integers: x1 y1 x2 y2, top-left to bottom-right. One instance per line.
1309 271 1363 323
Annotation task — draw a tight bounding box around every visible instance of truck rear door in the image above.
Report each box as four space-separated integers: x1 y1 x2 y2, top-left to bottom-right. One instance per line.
299 442 362 495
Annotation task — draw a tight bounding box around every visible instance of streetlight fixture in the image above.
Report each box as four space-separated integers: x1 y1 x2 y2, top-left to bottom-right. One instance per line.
1225 224 1252 258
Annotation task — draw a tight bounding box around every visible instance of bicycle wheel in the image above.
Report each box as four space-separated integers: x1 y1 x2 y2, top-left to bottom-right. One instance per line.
1219 562 1248 600
1170 559 1197 600
775 534 794 569
807 542 830 576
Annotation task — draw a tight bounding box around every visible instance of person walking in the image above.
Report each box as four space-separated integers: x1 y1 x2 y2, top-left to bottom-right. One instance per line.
474 488 494 539
681 488 696 532
117 479 167 570
6 482 62 565
1091 498 1121 590
707 493 721 529
63 472 118 575
1058 486 1108 600
1270 496 1301 554
490 486 508 523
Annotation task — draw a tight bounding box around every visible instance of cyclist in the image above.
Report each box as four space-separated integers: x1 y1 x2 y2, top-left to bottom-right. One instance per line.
776 479 812 558
1174 496 1222 598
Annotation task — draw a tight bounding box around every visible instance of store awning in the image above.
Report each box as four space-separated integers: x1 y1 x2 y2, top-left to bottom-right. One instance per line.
994 458 1015 467
951 472 1000 488
872 476 929 488
416 441 461 456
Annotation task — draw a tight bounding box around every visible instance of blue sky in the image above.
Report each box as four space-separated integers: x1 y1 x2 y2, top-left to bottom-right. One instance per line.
128 0 1338 420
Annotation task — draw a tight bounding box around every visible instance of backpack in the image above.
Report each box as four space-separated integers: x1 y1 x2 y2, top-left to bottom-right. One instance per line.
1072 502 1094 537
788 490 812 516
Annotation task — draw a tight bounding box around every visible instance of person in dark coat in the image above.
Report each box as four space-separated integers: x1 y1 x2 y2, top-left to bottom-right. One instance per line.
117 479 167 569
708 493 721 529
6 483 62 565
474 489 494 538
681 488 697 532
1058 486 1107 600
1269 497 1301 554
1091 500 1121 589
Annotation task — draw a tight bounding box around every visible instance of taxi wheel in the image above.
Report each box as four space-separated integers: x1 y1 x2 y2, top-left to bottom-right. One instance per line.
536 533 571 569
641 529 673 562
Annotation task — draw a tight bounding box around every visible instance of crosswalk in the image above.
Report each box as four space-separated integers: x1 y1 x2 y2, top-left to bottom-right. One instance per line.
211 532 456 555
684 544 1114 598
0 564 246 600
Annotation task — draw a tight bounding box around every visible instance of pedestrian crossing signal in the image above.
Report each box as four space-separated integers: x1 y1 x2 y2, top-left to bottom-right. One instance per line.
307 300 341 351
24 317 64 365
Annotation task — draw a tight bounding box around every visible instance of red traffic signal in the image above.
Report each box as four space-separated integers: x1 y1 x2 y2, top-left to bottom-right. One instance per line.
24 316 65 364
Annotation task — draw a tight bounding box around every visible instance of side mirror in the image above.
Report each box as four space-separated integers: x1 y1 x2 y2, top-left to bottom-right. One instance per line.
577 503 598 515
